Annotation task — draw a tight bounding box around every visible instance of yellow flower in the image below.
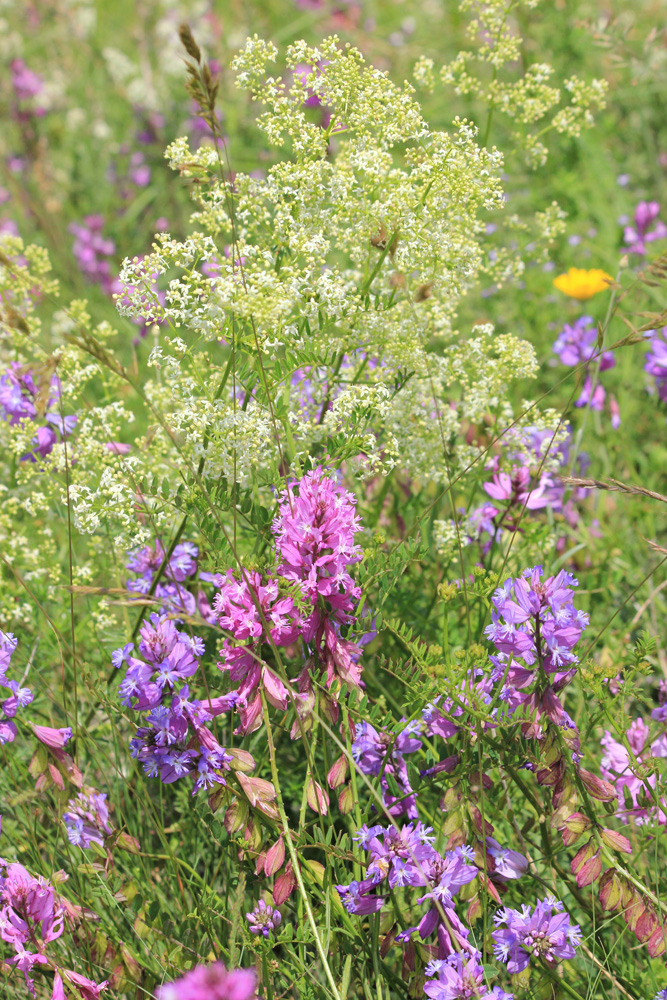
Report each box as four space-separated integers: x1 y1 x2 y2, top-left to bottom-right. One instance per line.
553 267 613 300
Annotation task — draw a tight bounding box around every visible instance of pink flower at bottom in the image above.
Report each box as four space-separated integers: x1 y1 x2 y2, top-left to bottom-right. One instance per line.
157 963 256 1000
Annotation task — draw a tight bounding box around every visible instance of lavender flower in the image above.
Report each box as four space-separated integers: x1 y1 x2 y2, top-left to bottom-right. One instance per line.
623 202 667 256
118 613 235 793
338 823 478 956
645 328 667 404
485 838 529 881
422 669 495 743
424 954 512 1000
553 317 618 423
63 789 113 849
69 215 121 296
492 897 581 973
126 541 200 617
245 899 282 937
351 719 422 818
0 364 77 461
600 717 667 825
484 567 588 733
0 632 33 745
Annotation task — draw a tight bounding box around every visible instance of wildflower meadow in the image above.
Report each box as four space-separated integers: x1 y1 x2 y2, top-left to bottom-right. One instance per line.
2 1 667 998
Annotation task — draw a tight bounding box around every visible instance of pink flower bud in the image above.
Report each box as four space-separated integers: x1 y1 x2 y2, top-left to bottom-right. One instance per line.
579 767 617 801
338 784 354 814
306 778 329 815
326 754 348 789
598 869 622 911
273 862 297 905
262 667 289 711
264 836 285 877
600 828 632 854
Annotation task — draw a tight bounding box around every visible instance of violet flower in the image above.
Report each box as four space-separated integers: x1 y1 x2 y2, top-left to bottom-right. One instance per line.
156 963 257 1000
645 328 667 404
552 318 619 423
245 899 282 937
351 719 422 818
0 364 77 461
484 838 528 881
69 215 121 297
600 717 667 825
0 631 33 744
63 789 113 849
424 954 512 1000
118 613 234 793
484 567 588 734
126 541 200 617
492 896 581 973
339 823 478 957
623 201 667 256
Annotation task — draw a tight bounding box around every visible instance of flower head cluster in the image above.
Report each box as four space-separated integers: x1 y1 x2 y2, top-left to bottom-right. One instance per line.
1 632 33 745
338 822 478 955
273 467 364 688
623 201 666 256
553 268 611 300
245 899 282 937
63 789 114 849
485 567 588 731
214 570 304 734
214 469 366 734
645 329 667 405
492 896 581 973
600 716 667 826
126 541 203 617
351 719 422 818
0 363 77 461
424 954 512 1000
117 613 235 792
69 216 121 297
552 317 619 426
0 858 65 991
156 963 256 1000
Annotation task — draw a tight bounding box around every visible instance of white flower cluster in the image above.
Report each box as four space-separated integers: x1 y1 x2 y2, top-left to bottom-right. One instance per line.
111 33 565 496
432 0 608 168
